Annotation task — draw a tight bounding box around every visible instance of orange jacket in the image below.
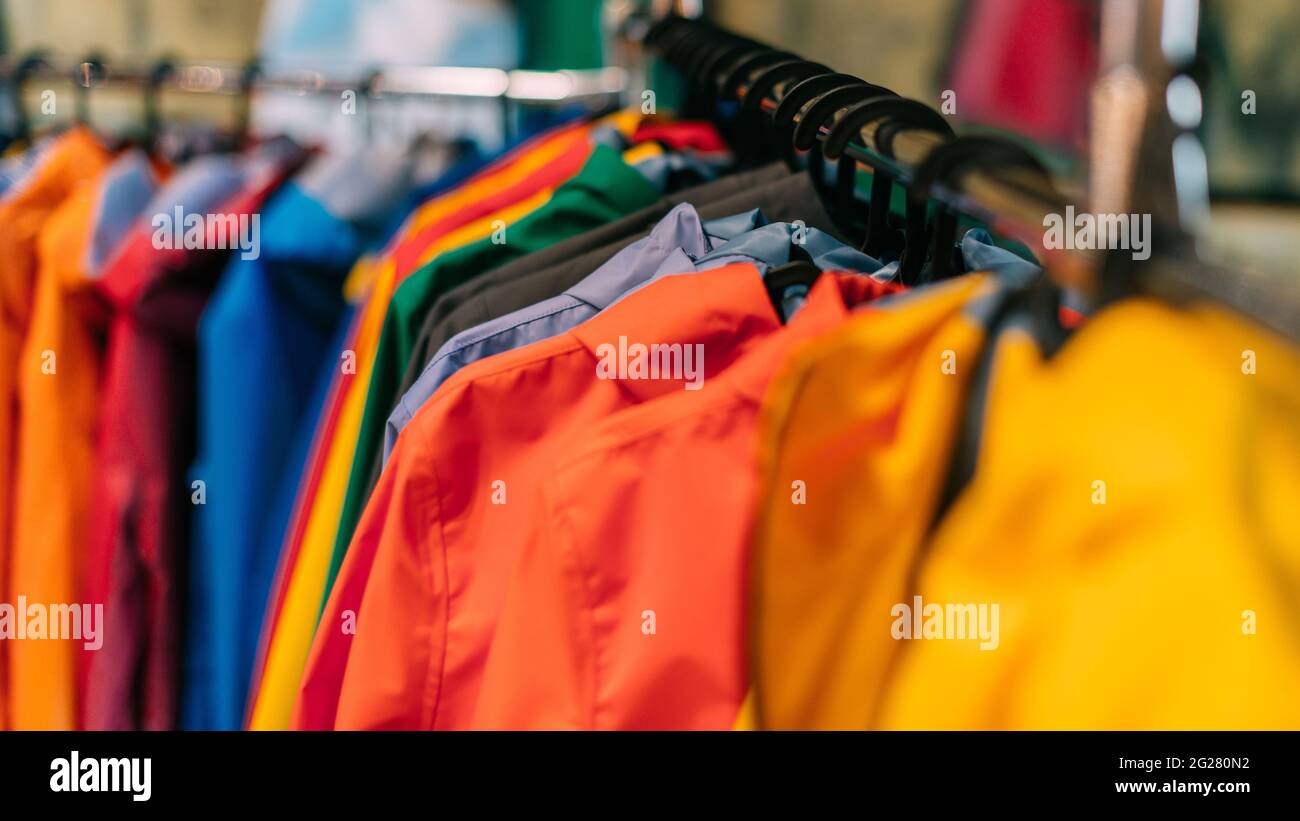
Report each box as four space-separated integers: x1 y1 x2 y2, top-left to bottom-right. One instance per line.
293 262 787 729
246 119 609 726
471 273 902 729
0 128 109 729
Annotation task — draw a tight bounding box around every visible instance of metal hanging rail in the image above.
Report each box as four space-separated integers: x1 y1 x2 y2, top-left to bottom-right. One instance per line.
0 56 629 104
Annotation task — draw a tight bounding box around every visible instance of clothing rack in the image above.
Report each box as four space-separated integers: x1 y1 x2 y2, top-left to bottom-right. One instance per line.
1 54 628 158
0 56 629 103
628 8 1300 343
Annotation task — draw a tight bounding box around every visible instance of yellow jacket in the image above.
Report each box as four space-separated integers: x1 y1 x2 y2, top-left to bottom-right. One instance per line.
752 285 1300 729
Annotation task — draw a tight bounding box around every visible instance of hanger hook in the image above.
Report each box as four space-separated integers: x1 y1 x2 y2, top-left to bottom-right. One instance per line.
12 50 51 143
237 59 261 145
74 53 107 127
144 57 175 144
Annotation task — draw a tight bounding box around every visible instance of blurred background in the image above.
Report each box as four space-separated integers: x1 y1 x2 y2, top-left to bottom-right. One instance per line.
1 0 1295 270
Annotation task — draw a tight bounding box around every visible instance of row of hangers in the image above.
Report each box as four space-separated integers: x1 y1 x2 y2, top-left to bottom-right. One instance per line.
645 15 1062 290
2 52 261 154
638 13 1300 347
643 14 1082 523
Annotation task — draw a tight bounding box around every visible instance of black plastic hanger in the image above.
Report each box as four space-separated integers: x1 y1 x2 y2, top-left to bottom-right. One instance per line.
791 82 896 239
791 82 895 194
764 240 822 322
682 28 751 92
681 36 735 88
237 60 261 148
822 97 955 260
664 25 719 67
644 14 686 47
714 50 800 165
822 97 951 161
907 135 1054 283
679 32 755 116
741 60 831 165
658 24 717 95
716 50 798 103
143 58 174 149
770 73 864 169
790 81 898 155
740 59 831 113
7 51 50 147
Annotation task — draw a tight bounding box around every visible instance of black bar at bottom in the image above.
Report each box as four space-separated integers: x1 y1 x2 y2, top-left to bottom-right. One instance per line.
0 730 1289 808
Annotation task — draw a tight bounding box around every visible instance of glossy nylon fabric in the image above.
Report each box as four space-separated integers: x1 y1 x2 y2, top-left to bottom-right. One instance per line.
242 127 599 729
7 145 148 730
387 162 799 405
873 300 1300 729
311 144 663 605
751 283 1300 729
246 117 650 717
249 140 660 730
293 262 788 729
184 181 375 731
249 120 614 697
749 274 1005 730
85 142 307 732
471 273 903 729
21 152 158 731
0 129 109 730
383 207 893 459
350 166 844 594
379 203 768 459
221 144 423 727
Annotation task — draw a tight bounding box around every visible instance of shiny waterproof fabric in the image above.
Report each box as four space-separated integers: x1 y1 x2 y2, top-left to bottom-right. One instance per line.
295 262 797 729
472 273 902 729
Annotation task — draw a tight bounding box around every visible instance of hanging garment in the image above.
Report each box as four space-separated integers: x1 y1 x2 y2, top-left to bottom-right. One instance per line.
181 149 414 732
243 139 592 728
472 272 903 729
294 261 820 729
319 143 663 593
338 141 664 534
249 141 663 730
384 110 691 283
8 149 156 731
690 216 885 275
0 127 111 730
383 207 887 462
388 121 596 281
387 162 822 434
243 306 354 695
379 203 755 459
744 267 1300 729
335 167 846 588
748 273 1012 730
81 140 305 733
316 163 827 608
249 115 656 691
0 137 54 199
866 299 1300 729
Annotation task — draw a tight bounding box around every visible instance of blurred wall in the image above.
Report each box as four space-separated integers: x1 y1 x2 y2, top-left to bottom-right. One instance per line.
3 0 264 133
708 0 959 105
1 0 521 149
